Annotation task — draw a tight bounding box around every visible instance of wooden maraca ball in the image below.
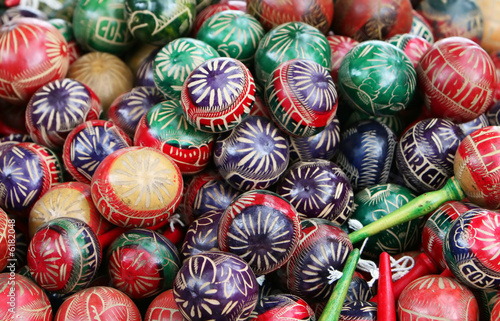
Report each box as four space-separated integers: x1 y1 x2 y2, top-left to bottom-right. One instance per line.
29 181 112 238
107 228 180 299
54 286 141 321
91 146 183 228
0 273 53 321
397 275 479 320
27 217 101 294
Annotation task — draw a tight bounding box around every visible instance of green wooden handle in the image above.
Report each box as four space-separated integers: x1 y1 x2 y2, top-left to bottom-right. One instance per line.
349 177 465 244
318 248 361 321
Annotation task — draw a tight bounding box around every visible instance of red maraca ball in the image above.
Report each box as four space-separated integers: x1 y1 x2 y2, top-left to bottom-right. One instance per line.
417 37 497 122
54 286 141 321
0 17 69 106
397 275 479 320
454 126 500 209
0 273 53 321
145 289 183 321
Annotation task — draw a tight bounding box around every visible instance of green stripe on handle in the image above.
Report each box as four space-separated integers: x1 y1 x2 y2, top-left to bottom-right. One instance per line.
349 177 465 244
318 248 361 321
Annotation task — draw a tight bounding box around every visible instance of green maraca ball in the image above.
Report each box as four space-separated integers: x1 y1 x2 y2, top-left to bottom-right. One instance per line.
337 40 417 116
73 0 135 55
254 21 331 86
196 10 265 66
348 183 422 259
126 0 196 46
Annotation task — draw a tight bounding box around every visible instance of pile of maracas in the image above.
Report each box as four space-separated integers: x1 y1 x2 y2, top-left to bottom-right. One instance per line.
1 0 500 320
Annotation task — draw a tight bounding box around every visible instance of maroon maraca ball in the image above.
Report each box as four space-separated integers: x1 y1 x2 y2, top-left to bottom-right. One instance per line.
327 35 359 83
387 33 432 69
145 289 183 321
454 126 500 209
54 286 141 321
0 209 10 272
397 275 479 320
173 251 259 321
218 190 301 275
249 293 316 320
417 37 497 122
333 0 413 42
0 273 53 321
25 78 102 150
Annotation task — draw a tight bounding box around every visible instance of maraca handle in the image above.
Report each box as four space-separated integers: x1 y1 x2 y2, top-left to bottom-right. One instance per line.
378 252 396 321
318 248 361 321
349 177 464 244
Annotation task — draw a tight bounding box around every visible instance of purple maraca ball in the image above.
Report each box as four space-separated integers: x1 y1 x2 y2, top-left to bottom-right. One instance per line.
135 48 161 87
276 159 354 225
173 251 259 321
214 115 289 191
181 209 222 259
396 118 465 194
333 119 396 191
340 300 377 321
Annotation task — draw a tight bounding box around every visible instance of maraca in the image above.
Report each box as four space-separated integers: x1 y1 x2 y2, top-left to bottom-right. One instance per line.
348 126 500 245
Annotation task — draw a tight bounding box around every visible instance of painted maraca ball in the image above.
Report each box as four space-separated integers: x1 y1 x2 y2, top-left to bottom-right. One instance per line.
196 10 265 66
396 118 465 194
91 146 183 228
345 272 373 303
107 228 180 299
107 86 165 138
348 183 420 259
454 126 500 209
29 181 112 238
280 218 353 303
134 47 160 87
192 2 247 36
63 120 132 184
134 100 215 175
218 190 301 275
173 251 259 321
181 209 222 259
338 40 417 116
54 286 141 321
0 142 63 215
214 115 290 191
25 78 102 150
254 21 331 86
333 0 413 42
276 159 354 225
125 0 196 46
0 209 9 271
397 275 479 320
27 217 101 294
153 37 220 100
444 208 500 290
265 58 338 137
333 120 397 191
249 293 315 320
339 300 377 321
182 171 241 223
417 37 496 122
145 289 183 321
288 115 340 162
422 201 472 271
72 0 135 55
0 273 52 321
181 57 255 133
0 17 69 106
